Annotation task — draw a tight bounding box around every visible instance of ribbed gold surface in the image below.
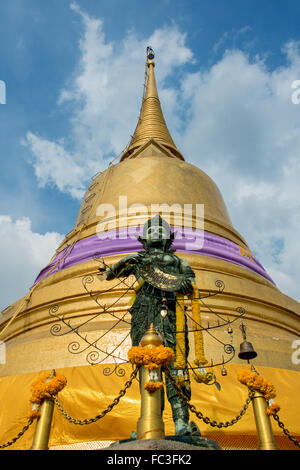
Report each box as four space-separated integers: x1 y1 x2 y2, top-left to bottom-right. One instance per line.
121 62 183 160
71 153 237 245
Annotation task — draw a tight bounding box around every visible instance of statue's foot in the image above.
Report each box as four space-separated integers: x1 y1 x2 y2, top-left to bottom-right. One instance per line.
189 421 201 436
174 418 191 436
174 419 202 437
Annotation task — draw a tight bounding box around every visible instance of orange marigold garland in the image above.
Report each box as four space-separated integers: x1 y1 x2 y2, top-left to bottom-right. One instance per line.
237 369 279 415
128 346 173 394
144 381 164 394
128 345 174 369
176 374 189 388
194 368 214 384
30 372 67 405
28 409 40 421
265 402 281 416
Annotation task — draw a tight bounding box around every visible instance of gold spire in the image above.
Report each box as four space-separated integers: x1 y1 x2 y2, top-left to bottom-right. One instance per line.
121 48 184 161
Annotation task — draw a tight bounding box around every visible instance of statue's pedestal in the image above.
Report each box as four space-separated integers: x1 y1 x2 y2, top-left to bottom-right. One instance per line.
105 436 221 451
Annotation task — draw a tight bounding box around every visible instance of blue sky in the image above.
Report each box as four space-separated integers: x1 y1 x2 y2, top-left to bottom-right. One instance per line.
1 0 300 309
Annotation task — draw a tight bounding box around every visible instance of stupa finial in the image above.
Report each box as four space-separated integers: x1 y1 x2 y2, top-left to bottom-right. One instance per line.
121 47 184 161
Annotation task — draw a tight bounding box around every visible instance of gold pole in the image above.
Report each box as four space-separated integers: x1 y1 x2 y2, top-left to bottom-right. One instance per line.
30 370 56 450
136 324 165 440
251 391 278 450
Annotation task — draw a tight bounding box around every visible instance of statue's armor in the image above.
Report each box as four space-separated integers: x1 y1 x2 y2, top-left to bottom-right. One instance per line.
105 216 196 434
124 251 193 414
128 251 188 349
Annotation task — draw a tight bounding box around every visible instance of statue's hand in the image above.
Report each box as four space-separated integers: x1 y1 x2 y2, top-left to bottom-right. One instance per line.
106 254 141 280
180 279 193 295
125 253 142 265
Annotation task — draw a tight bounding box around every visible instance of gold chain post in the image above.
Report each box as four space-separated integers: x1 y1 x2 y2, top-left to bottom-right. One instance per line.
251 390 278 450
136 324 165 440
30 370 56 450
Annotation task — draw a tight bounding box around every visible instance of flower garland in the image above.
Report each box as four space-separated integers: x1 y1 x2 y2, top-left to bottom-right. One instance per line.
128 279 145 307
265 402 281 416
128 345 174 370
237 370 276 399
176 373 190 388
144 381 164 394
191 283 208 367
128 347 171 394
174 295 186 369
237 369 280 415
28 409 40 421
194 369 214 385
30 372 67 405
174 282 207 369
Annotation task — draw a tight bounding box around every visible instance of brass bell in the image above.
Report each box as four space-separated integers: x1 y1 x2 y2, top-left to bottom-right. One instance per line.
160 306 168 318
221 356 227 376
160 297 168 318
238 340 257 361
238 320 257 361
227 325 233 335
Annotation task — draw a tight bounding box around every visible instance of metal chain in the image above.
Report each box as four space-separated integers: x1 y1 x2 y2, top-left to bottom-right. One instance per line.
167 369 300 447
165 368 253 428
250 364 260 375
0 419 33 449
54 367 139 425
248 364 300 448
272 413 300 448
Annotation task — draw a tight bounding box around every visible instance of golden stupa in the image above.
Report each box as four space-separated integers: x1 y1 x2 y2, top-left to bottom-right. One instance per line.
0 49 299 450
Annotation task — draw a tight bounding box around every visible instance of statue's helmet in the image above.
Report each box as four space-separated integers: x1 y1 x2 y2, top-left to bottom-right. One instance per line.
142 214 171 241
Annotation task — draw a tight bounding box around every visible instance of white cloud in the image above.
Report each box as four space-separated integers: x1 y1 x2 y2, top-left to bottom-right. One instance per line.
23 132 86 200
23 3 193 200
175 45 300 300
0 216 64 311
22 5 300 301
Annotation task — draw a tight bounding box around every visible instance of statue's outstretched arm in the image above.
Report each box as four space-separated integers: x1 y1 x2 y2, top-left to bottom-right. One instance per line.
105 254 140 280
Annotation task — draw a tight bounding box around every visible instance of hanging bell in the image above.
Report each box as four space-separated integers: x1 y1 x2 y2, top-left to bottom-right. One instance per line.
238 340 257 361
160 297 168 318
227 325 233 335
221 356 227 376
160 306 168 318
